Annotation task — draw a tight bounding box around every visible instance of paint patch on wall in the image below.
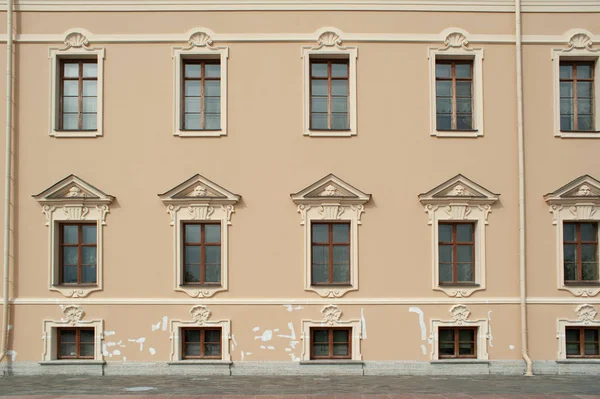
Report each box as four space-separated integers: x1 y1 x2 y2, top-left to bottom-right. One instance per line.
260 345 266 349
123 356 127 361
151 321 161 331
128 337 146 351
420 345 427 355
6 350 16 361
106 342 116 347
267 346 275 350
509 345 515 350
104 331 116 336
255 330 273 342
361 308 368 339
409 307 428 355
252 327 260 332
149 347 156 355
231 333 237 351
162 316 168 331
112 349 121 356
487 311 494 347
283 305 304 312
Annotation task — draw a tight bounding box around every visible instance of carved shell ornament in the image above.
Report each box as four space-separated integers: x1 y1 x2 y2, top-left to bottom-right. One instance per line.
576 304 598 324
190 305 212 324
63 305 84 326
444 32 469 49
568 33 593 50
321 305 342 325
188 31 213 48
317 31 342 47
64 32 89 49
450 304 471 324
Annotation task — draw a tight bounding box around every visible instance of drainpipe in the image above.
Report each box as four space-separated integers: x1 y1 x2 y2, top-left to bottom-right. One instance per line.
0 0 13 364
515 0 533 376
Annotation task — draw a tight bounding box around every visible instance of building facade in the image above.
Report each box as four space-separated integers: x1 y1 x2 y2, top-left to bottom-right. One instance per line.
0 0 599 376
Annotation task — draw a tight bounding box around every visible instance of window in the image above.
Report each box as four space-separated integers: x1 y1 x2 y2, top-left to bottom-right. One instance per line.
563 222 598 283
560 62 595 132
310 60 349 130
438 223 475 284
181 327 222 360
59 224 97 285
566 327 600 358
310 327 351 360
59 60 98 131
311 222 350 285
435 61 473 131
182 223 221 285
438 327 477 359
57 327 95 359
182 60 221 131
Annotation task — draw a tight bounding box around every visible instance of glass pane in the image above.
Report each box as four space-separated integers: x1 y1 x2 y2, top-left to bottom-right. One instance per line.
312 224 329 243
185 64 201 78
83 63 97 78
62 114 78 130
60 343 77 357
205 64 220 78
332 224 349 243
64 63 79 77
82 114 97 130
457 115 472 130
205 329 221 342
313 330 328 343
205 263 221 283
185 246 201 264
560 99 573 115
459 343 475 355
457 246 473 263
311 80 328 96
436 63 451 78
80 329 95 343
560 82 573 97
312 245 329 264
184 114 201 129
578 116 594 131
204 343 221 357
205 97 221 113
457 263 473 282
82 247 96 265
436 115 452 130
184 329 201 342
581 224 597 242
205 224 221 243
564 224 577 242
333 263 349 283
205 81 220 97
566 328 580 342
184 343 201 357
566 343 580 356
331 113 348 129
457 224 473 242
456 81 472 97
313 344 329 356
311 63 328 78
333 330 348 342
333 344 348 356
63 97 79 113
311 113 328 129
436 81 452 97
560 65 573 79
577 64 593 79
82 97 97 113
63 225 79 244
577 82 593 98
63 246 78 265
60 329 76 342
331 80 348 96
560 115 573 131
185 81 201 96
332 97 348 113
584 329 598 342
205 246 221 264
312 263 328 284
439 263 453 283
333 246 349 264
436 98 452 114
63 81 79 96
185 225 201 243
439 329 454 341
439 225 452 242
312 97 328 113
83 81 97 97
439 343 454 356
455 63 472 78
582 245 598 262
439 245 453 263
564 244 577 262
582 263 598 281
82 265 96 284
331 63 348 78
184 265 200 283
456 98 472 113
185 97 201 113
459 329 475 342
564 262 577 281
584 342 599 356
578 99 593 115
80 343 94 357
205 114 220 130
62 265 77 283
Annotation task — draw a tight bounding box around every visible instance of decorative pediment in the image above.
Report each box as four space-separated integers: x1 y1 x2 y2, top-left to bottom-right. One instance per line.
159 174 240 205
291 174 370 205
419 174 499 205
544 175 600 205
32 175 114 205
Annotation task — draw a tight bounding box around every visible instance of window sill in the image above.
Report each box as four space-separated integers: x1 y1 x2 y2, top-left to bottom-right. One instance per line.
311 284 353 287
50 130 102 138
556 131 600 139
431 359 488 364
39 360 105 366
168 360 232 365
174 130 226 137
53 284 99 288
179 284 222 287
300 360 364 365
439 283 480 287
304 129 356 138
432 129 481 138
557 359 600 364
564 281 600 286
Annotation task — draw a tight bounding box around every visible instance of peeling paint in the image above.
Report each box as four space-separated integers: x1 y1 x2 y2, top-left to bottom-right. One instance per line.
285 348 291 352
128 337 146 351
289 353 299 361
408 307 426 341
149 347 156 355
361 308 367 339
294 306 304 311
277 322 296 340
151 321 161 331
252 326 260 332
509 345 515 350
420 344 427 355
123 356 127 361
162 316 168 331
104 331 116 336
283 305 293 312
255 329 273 342
274 328 279 332
6 350 16 361
267 346 275 350
112 349 121 356
488 311 494 347
102 344 109 356
246 352 252 355
260 345 266 349
231 333 237 351
290 340 299 349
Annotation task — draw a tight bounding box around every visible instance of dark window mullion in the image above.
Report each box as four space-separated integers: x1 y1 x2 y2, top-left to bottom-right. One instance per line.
200 224 206 284
78 61 83 130
451 63 458 130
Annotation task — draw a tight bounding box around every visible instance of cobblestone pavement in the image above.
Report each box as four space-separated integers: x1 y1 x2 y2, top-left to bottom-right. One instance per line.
0 376 599 397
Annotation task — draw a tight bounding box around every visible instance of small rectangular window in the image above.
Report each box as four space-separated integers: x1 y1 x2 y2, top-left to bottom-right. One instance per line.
438 222 475 284
181 327 222 359
310 327 351 359
560 61 595 132
563 222 599 283
566 327 600 358
182 223 221 285
435 60 473 131
57 327 95 359
59 223 97 285
310 59 349 130
182 59 221 131
59 60 98 131
311 222 350 285
438 327 477 359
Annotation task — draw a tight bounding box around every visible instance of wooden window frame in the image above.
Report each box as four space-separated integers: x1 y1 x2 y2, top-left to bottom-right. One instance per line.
310 327 352 360
181 327 222 360
58 223 97 286
309 59 350 131
311 221 351 286
182 222 221 286
181 59 221 131
438 222 476 285
435 60 474 131
438 327 478 359
58 59 98 131
563 222 599 283
57 327 95 360
559 61 595 132
566 327 600 358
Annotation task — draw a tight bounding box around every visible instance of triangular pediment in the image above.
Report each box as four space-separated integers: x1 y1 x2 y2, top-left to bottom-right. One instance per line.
419 174 499 205
291 174 370 204
33 175 114 205
544 175 600 204
159 174 240 205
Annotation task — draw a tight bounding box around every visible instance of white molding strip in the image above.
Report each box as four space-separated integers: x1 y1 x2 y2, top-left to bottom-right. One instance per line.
2 0 600 13
6 297 600 305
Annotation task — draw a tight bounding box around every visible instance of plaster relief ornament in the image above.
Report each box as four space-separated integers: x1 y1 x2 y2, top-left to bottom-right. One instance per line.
188 31 213 47
450 185 466 196
568 33 593 50
322 305 342 325
64 32 89 49
576 185 593 196
576 304 598 324
320 184 338 196
450 304 471 325
63 305 84 326
317 31 342 47
190 305 211 324
65 186 86 198
188 185 208 197
444 32 469 49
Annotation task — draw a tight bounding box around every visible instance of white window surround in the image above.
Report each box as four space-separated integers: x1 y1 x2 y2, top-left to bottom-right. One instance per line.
33 175 114 298
430 304 490 361
420 174 499 298
302 27 358 137
169 305 232 362
557 304 600 360
545 174 600 297
291 174 370 298
159 174 240 298
173 28 228 137
300 305 362 362
428 29 484 138
49 29 105 138
40 305 104 363
552 30 600 138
